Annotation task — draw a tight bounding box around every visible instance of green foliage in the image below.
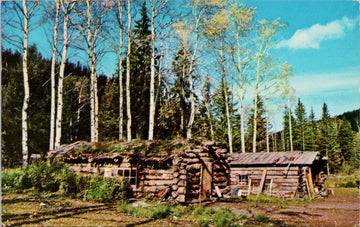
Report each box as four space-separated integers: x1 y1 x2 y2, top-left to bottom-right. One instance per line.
1 168 32 190
335 181 357 188
26 160 64 192
2 161 131 202
99 78 120 141
81 176 130 202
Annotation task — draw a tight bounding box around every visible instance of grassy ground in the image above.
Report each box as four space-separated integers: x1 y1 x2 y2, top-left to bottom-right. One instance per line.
2 188 283 227
2 179 359 226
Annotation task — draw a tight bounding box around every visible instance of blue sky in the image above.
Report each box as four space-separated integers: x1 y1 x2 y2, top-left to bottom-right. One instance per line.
248 0 359 126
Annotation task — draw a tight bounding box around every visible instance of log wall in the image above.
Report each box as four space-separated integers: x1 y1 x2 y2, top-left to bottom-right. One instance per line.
230 166 309 198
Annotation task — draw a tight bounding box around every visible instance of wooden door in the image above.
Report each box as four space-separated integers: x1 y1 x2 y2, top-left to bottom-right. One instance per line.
200 162 212 201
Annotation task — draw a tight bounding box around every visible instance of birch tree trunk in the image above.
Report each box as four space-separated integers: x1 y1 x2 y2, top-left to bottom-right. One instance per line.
126 0 132 142
148 0 156 140
55 1 72 150
235 32 246 153
49 0 60 152
21 0 30 167
220 38 233 154
117 0 124 141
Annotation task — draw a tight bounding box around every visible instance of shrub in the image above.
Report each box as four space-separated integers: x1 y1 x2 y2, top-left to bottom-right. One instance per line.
26 160 65 192
2 168 32 190
56 167 79 195
82 177 131 202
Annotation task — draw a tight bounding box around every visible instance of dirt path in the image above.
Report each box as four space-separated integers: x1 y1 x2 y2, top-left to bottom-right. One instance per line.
210 190 360 227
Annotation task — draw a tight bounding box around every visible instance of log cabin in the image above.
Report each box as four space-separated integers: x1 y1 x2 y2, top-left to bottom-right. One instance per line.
50 140 328 203
228 151 328 198
49 139 231 204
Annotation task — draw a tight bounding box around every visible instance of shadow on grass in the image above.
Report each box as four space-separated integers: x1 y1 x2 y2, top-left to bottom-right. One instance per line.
3 204 115 226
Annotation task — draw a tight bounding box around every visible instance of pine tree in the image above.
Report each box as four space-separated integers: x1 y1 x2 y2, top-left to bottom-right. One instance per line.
127 2 152 139
307 107 318 151
337 118 355 168
246 95 266 152
99 78 120 140
170 46 191 137
294 98 307 150
213 77 241 152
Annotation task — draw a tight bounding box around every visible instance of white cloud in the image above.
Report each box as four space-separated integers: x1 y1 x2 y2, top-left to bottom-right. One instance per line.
291 68 360 95
277 16 357 49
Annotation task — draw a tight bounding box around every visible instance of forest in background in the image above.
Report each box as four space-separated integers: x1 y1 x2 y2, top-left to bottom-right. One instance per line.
1 0 359 173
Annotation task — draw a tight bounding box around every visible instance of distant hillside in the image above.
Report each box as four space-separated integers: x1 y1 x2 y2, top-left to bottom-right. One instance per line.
337 109 360 132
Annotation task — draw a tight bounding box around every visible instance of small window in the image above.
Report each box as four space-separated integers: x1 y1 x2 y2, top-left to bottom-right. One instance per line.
117 168 137 186
238 175 249 185
99 169 105 176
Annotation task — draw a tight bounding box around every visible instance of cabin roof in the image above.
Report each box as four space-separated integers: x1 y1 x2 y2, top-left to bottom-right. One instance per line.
228 151 320 166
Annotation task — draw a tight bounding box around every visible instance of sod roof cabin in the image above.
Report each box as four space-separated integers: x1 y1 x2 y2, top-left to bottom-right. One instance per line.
49 139 231 204
228 151 328 199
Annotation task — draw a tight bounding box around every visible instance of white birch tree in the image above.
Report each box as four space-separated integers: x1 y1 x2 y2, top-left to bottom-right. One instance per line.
252 18 286 153
229 3 255 153
279 62 295 152
116 0 124 141
126 0 132 142
55 0 76 150
11 0 40 167
73 0 113 143
204 9 233 153
49 0 60 152
148 0 170 141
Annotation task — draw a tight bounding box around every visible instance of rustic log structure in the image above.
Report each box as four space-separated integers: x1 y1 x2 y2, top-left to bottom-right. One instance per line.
228 152 328 199
50 141 328 202
49 139 231 204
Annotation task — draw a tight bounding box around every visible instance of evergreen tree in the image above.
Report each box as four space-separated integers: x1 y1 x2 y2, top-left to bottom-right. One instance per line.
319 102 330 157
246 95 266 152
337 118 355 168
294 98 307 150
307 107 318 151
126 2 152 139
99 77 120 141
168 46 191 137
213 77 241 152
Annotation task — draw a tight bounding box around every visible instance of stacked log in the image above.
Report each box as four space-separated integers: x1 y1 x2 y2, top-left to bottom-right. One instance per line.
171 140 230 203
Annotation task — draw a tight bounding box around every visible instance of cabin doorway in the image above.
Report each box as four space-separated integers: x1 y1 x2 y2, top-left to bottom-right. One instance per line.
200 162 213 201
